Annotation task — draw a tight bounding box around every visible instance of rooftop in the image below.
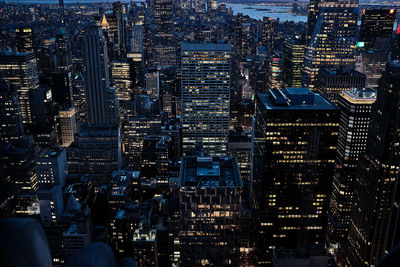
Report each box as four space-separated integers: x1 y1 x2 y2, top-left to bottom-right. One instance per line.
258 88 338 111
319 68 365 77
36 148 64 159
341 88 377 104
179 156 242 188
181 42 231 52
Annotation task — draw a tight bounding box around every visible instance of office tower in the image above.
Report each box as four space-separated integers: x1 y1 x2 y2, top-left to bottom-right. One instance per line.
111 60 135 102
356 51 389 89
51 72 73 108
316 69 366 104
83 24 119 126
262 17 276 54
253 88 340 264
113 1 127 58
268 54 283 90
228 130 251 201
346 62 400 266
307 0 322 42
283 36 305 88
54 29 72 72
145 71 160 100
38 185 64 226
59 0 64 16
30 86 56 129
302 1 358 89
2 139 38 192
327 88 376 254
0 79 24 143
131 20 144 55
181 43 231 156
359 9 396 51
153 0 176 67
15 27 34 53
35 148 67 187
178 156 243 266
0 51 39 124
122 96 161 169
59 107 77 147
67 124 122 181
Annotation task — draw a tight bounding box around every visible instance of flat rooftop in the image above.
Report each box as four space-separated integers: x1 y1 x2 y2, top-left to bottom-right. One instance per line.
179 156 242 188
181 42 231 52
36 148 64 159
258 88 338 111
341 88 377 104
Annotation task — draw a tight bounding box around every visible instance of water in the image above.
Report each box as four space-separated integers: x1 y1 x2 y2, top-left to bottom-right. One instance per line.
1 0 136 3
225 3 307 23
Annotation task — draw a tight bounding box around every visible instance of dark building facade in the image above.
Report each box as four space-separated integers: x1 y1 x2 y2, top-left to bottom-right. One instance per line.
253 88 340 264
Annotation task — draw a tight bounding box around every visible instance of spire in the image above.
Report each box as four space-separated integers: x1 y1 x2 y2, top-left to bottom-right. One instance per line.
101 14 109 30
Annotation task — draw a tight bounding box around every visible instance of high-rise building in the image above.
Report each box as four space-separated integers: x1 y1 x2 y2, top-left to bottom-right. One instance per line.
316 68 366 104
153 0 176 67
302 1 358 89
51 72 73 108
54 28 72 72
35 148 68 187
262 17 277 54
307 0 322 42
359 9 396 52
0 50 39 124
327 88 376 256
67 124 122 181
15 27 34 53
59 107 77 147
178 156 243 266
283 36 305 88
181 42 231 156
0 79 24 143
83 24 119 126
111 60 135 102
113 1 127 58
355 51 389 89
268 54 283 90
346 62 400 266
253 88 340 264
145 71 160 100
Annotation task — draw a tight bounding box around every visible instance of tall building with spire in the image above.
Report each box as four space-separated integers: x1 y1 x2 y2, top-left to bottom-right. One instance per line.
83 24 119 126
302 0 358 89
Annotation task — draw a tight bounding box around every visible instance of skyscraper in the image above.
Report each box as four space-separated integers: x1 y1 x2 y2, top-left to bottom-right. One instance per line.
302 0 358 89
355 51 389 89
177 156 243 266
54 28 72 72
83 24 119 126
113 1 127 58
0 79 24 143
0 50 39 125
346 62 400 266
262 17 277 54
307 0 322 42
153 0 176 67
283 36 305 88
181 42 231 156
316 68 366 104
253 88 340 264
327 88 376 257
15 27 34 53
359 9 396 52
